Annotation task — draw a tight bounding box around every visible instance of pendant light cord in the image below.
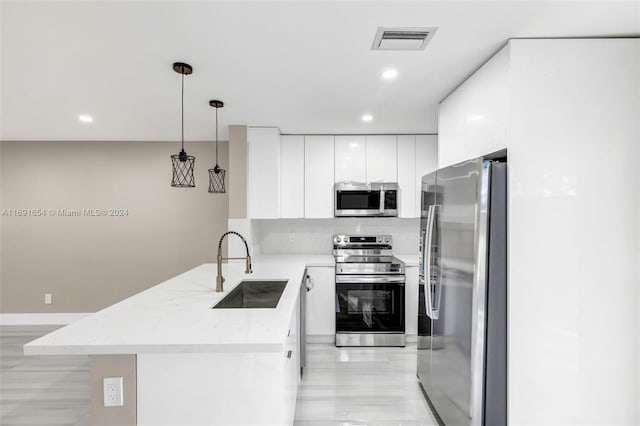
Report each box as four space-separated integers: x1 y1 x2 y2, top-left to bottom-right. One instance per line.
181 72 185 152
215 106 219 165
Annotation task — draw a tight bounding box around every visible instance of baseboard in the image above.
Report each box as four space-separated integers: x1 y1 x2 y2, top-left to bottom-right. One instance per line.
306 335 335 344
0 313 90 325
306 333 417 344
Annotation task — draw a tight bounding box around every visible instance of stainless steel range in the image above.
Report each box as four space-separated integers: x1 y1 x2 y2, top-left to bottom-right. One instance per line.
333 234 406 347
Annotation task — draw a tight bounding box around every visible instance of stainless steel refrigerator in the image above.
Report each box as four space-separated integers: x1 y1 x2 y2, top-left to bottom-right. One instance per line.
417 156 507 426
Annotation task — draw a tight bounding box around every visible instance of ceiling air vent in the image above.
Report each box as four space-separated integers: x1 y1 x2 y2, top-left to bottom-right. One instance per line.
371 27 437 51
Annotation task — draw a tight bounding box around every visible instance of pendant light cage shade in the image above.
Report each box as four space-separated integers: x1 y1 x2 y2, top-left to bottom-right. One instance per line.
171 151 196 188
208 165 226 193
170 62 196 188
208 99 226 194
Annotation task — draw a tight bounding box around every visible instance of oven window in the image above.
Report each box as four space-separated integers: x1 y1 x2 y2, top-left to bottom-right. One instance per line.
336 191 380 210
347 290 393 315
336 283 404 332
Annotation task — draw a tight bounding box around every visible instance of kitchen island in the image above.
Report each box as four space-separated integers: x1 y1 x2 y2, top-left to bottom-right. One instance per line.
25 256 333 426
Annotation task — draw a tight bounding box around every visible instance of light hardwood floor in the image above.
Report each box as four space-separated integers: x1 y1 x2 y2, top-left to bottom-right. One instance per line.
1 326 436 426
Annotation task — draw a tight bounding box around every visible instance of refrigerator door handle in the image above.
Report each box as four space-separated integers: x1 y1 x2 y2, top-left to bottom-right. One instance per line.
432 205 442 319
424 205 436 319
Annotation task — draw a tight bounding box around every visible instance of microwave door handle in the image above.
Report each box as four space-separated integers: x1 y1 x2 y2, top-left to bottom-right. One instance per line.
424 205 435 319
379 188 385 214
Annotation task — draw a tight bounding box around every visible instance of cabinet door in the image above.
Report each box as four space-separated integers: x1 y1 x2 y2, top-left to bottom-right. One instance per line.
247 127 280 218
397 135 416 218
438 89 467 168
304 136 334 218
465 46 509 159
280 135 304 218
405 266 419 336
305 267 335 337
334 135 366 183
366 135 397 182
415 135 438 217
282 297 299 425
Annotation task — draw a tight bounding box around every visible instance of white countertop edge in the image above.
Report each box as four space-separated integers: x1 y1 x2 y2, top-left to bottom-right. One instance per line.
24 342 285 356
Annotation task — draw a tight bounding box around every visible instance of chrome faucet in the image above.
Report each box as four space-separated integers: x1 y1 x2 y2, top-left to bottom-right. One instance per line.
216 231 252 292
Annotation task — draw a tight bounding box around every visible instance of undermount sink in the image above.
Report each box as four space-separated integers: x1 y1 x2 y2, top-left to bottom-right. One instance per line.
212 280 288 309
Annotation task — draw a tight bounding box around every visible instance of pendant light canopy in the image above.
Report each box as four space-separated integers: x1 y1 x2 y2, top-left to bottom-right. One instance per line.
170 62 195 188
208 100 226 194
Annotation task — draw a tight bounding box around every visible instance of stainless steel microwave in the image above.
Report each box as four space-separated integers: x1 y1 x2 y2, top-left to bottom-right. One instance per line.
334 182 398 217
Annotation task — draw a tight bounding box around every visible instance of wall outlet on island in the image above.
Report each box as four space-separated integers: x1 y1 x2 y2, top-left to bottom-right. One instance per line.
103 377 124 407
44 293 52 305
288 233 295 243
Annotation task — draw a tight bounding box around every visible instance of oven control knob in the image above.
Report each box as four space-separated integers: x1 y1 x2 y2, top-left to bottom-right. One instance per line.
377 237 382 243
384 237 390 243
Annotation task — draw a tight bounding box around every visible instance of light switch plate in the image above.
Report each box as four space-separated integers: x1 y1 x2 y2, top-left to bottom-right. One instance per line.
103 377 123 407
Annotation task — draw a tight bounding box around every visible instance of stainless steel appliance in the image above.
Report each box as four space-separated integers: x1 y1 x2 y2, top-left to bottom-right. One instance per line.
334 234 406 347
334 182 398 217
417 157 507 426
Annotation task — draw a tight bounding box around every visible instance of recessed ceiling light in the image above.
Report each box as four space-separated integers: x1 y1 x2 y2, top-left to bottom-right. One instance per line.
78 114 93 124
382 69 398 80
361 114 373 122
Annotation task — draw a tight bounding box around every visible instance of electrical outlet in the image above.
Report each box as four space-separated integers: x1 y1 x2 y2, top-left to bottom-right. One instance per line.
103 377 123 407
288 233 295 243
44 293 52 305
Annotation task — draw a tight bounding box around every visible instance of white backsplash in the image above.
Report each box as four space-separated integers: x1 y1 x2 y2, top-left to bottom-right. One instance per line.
252 218 420 255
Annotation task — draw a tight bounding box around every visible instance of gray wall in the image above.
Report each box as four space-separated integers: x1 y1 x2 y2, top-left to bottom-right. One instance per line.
0 140 229 313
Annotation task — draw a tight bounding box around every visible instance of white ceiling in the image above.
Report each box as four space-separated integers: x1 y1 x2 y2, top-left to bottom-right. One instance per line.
1 1 638 141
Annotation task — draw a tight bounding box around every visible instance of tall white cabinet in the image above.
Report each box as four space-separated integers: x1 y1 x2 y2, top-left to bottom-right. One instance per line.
438 39 640 425
247 127 280 218
279 135 305 218
304 136 334 219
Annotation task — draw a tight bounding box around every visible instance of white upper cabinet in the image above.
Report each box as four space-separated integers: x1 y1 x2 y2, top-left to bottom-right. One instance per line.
415 135 438 217
438 47 509 168
366 135 397 182
334 135 366 183
279 135 304 218
304 135 334 218
397 135 416 218
246 131 435 219
465 47 509 159
247 127 280 218
438 88 467 168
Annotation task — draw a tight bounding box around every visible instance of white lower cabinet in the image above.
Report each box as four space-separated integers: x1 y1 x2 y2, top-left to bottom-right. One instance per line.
305 266 335 339
282 294 300 425
404 266 419 337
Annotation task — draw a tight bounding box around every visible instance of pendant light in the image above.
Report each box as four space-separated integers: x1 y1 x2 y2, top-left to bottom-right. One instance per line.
170 62 195 188
208 100 226 194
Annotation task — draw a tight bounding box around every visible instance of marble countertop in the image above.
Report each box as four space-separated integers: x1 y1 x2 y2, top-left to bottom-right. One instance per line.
24 256 333 356
23 253 419 356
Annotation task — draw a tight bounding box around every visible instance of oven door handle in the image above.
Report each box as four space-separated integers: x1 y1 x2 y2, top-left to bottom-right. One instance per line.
336 275 405 284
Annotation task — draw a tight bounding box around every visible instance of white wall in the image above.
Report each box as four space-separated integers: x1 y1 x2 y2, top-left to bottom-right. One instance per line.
0 140 229 313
